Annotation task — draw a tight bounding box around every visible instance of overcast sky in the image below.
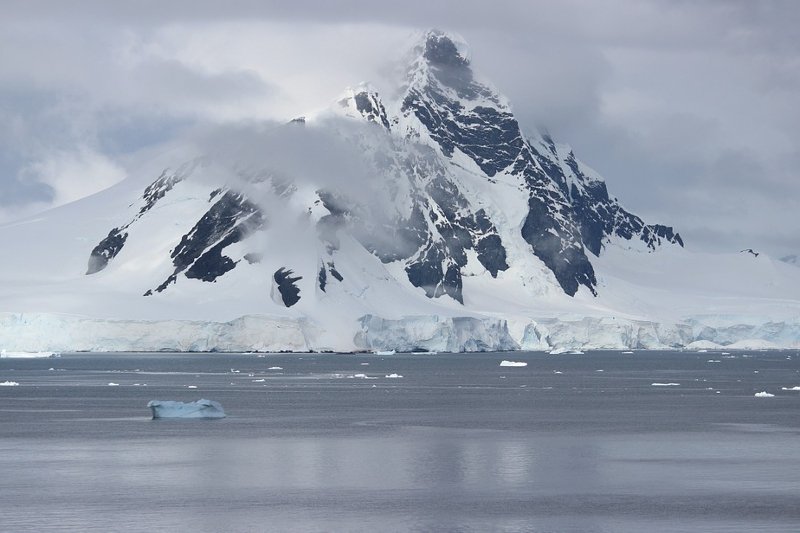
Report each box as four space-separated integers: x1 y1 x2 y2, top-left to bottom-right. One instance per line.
1 0 798 256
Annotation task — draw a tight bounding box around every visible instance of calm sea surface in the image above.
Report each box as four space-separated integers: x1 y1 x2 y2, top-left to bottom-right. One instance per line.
1 350 799 532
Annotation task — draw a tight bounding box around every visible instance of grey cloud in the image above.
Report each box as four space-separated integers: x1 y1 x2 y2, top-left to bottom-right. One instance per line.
0 0 798 257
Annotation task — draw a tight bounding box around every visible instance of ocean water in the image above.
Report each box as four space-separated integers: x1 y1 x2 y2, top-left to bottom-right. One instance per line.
1 350 799 532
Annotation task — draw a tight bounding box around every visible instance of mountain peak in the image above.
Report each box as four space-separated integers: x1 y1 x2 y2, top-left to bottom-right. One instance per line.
420 29 470 67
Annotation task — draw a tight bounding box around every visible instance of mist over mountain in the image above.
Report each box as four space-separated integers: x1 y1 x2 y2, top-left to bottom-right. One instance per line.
0 30 798 353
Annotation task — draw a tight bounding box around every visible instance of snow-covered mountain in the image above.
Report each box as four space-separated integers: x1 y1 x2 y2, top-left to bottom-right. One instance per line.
0 30 798 352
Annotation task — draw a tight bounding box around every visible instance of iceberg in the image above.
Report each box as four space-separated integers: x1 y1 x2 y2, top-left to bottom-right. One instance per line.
147 399 226 419
499 360 527 367
651 382 680 386
780 386 800 391
754 391 774 398
0 380 20 386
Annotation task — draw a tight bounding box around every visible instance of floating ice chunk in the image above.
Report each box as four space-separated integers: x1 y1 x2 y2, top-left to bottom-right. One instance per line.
621 351 634 354
360 362 369 366
268 366 283 370
374 350 396 356
595 369 604 372
252 378 265 382
187 385 197 389
707 360 721 363
148 399 226 419
553 370 563 374
651 383 680 387
385 373 403 379
780 386 800 391
107 382 119 386
499 360 527 367
0 350 60 359
754 391 774 398
0 381 19 386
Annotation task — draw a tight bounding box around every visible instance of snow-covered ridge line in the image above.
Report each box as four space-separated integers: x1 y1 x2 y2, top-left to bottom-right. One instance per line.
0 312 796 353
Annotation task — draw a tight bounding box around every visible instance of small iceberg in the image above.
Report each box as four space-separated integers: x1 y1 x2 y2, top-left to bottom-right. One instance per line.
499 360 527 367
385 373 403 379
754 391 774 398
651 383 680 387
780 386 800 391
0 350 60 359
374 350 396 356
107 382 120 387
268 366 283 370
0 380 20 386
147 399 226 419
621 351 634 354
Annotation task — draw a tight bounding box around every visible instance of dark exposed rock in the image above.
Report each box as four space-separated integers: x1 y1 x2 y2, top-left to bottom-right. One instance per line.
154 190 265 292
274 267 302 307
353 90 391 129
86 228 128 274
318 264 327 292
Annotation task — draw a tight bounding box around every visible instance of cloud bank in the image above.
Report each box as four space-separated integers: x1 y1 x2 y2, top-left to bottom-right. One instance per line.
0 0 797 256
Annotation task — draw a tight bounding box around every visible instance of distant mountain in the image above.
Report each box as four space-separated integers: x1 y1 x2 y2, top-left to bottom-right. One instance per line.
0 29 796 352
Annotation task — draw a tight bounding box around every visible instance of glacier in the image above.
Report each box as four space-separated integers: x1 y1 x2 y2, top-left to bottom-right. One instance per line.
148 399 226 419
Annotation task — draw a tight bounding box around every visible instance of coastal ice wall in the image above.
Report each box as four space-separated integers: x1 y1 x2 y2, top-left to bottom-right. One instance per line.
0 313 311 353
355 315 518 352
0 312 796 353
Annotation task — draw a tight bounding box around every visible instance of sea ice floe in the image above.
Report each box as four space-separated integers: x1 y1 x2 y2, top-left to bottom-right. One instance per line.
268 366 283 370
754 391 774 398
0 350 60 359
499 360 527 367
187 385 197 389
621 351 634 354
651 383 680 386
385 373 403 379
107 382 119 386
252 378 265 382
780 386 800 391
148 399 226 419
707 360 721 363
0 380 19 386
